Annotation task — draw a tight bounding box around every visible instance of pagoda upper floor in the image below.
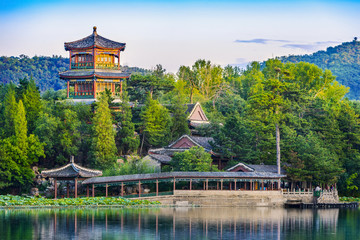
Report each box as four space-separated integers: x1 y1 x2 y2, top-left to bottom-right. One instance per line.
64 27 126 70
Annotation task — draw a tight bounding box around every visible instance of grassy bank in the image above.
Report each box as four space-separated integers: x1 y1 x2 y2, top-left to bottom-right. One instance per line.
339 196 360 202
0 195 160 207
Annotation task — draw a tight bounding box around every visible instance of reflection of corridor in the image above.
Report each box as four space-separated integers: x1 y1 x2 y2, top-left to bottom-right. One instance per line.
30 207 341 239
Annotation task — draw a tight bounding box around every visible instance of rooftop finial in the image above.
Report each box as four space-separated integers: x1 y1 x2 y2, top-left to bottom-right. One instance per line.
70 156 74 163
93 26 97 34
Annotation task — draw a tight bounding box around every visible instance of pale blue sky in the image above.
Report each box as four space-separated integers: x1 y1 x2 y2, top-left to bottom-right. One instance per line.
1 0 359 72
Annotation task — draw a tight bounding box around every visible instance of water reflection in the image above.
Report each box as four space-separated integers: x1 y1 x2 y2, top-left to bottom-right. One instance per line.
0 207 359 239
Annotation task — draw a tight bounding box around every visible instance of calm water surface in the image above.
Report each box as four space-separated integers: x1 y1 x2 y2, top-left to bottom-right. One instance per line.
0 207 359 239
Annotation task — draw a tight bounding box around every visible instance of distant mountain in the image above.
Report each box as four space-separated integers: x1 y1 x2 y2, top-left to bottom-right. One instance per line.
280 39 360 100
0 55 151 92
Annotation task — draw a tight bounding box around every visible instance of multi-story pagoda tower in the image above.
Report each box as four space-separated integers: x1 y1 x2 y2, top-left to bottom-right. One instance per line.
60 26 129 100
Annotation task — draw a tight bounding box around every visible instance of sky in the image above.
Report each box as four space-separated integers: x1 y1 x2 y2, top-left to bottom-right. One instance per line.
0 0 359 73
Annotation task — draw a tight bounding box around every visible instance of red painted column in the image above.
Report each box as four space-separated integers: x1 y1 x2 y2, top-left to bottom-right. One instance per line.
67 81 70 98
156 180 159 196
138 181 141 197
87 185 89 197
92 184 95 197
74 178 78 198
206 179 208 190
69 51 72 69
121 182 124 197
54 178 57 199
221 179 223 190
190 179 192 191
74 83 78 96
93 81 96 98
234 179 237 191
173 178 176 192
118 50 120 69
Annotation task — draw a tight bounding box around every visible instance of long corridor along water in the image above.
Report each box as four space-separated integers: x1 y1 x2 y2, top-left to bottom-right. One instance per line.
0 207 359 239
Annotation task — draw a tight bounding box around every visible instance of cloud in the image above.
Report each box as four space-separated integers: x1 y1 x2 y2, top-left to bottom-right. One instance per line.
234 38 290 44
281 41 341 51
315 41 341 44
281 44 319 51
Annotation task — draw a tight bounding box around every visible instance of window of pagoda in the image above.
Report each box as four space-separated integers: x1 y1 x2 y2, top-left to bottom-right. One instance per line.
96 54 119 69
71 54 93 69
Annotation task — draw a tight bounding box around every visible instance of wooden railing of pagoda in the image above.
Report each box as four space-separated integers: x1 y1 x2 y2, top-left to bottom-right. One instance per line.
71 62 94 69
69 92 94 98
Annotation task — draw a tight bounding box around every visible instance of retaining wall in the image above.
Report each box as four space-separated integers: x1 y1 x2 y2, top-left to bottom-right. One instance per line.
139 190 286 207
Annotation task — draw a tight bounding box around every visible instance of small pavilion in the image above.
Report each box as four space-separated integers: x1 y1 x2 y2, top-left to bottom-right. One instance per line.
42 157 102 199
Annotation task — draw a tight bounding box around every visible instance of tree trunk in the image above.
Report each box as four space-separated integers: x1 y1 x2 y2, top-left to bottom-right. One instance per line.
276 123 281 174
139 131 145 156
190 88 193 104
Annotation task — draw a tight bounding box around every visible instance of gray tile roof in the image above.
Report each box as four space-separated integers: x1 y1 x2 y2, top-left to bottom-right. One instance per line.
82 171 286 185
248 164 286 174
189 136 214 150
65 27 126 50
148 154 172 163
42 162 102 178
60 69 130 78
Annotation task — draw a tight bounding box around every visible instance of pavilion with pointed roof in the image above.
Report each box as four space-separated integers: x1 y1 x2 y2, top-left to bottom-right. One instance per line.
60 26 129 101
42 156 102 199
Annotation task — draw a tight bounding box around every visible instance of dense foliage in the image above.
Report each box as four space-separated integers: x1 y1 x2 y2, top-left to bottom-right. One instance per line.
2 49 360 198
0 195 159 206
281 39 360 99
167 147 218 172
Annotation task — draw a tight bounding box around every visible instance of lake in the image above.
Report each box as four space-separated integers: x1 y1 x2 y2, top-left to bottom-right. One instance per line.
0 207 359 239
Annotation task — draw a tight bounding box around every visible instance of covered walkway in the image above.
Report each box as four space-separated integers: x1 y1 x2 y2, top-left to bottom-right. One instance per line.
82 171 286 198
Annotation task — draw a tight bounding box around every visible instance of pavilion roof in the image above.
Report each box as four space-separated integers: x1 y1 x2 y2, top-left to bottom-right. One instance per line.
82 171 286 185
42 160 102 178
64 27 126 51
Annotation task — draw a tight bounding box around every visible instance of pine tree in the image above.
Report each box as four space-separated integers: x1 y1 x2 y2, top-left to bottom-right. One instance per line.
91 94 117 169
14 100 28 153
140 95 171 152
115 88 140 155
169 93 190 140
22 78 42 133
3 83 17 137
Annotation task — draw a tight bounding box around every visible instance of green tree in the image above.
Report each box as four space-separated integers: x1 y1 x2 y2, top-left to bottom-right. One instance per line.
3 83 17 137
115 88 140 155
169 146 218 172
34 111 61 167
22 78 42 133
212 113 257 163
91 94 117 169
140 95 171 152
14 100 28 152
169 91 190 141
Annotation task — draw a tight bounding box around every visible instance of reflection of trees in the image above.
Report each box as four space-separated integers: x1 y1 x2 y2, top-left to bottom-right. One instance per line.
1 207 358 239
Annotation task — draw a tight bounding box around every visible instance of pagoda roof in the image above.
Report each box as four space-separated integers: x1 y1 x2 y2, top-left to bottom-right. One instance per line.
64 27 126 51
60 69 130 79
42 159 102 179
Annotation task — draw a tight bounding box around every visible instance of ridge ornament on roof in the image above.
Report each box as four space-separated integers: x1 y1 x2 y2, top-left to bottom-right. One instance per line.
64 26 126 51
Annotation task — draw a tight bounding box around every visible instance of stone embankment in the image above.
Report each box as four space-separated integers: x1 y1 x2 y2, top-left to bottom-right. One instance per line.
139 189 345 207
138 190 286 207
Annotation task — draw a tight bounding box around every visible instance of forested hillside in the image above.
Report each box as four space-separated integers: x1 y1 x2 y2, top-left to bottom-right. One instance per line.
0 55 68 92
281 39 360 99
0 55 151 92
